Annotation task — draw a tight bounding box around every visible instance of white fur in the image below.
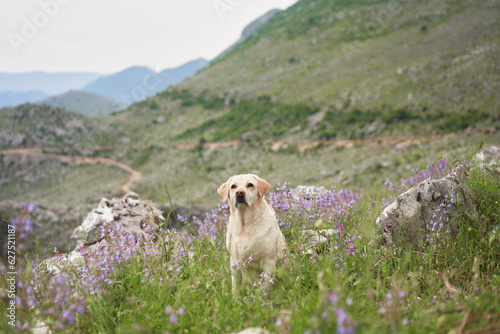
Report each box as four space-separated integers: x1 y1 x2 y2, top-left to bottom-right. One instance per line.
218 174 287 293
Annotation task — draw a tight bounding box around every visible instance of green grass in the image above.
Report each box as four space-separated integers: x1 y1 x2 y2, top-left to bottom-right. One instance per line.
0 160 129 206
90 161 500 333
2 148 499 333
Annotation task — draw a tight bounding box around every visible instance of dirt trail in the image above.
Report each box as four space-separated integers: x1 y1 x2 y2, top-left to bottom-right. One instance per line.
0 135 446 195
1 148 142 195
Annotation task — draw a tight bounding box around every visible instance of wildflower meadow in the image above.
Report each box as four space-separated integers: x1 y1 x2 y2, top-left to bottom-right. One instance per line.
1 148 499 333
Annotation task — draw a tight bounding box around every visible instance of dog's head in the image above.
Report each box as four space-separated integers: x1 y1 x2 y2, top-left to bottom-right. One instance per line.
217 174 271 208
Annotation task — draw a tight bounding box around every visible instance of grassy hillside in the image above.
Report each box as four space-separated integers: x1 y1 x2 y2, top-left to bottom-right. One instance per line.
0 104 108 149
40 90 125 116
102 0 499 149
91 129 497 207
0 157 128 206
180 0 499 112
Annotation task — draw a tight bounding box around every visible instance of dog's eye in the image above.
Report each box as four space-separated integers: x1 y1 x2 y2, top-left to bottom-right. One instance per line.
231 184 237 189
247 183 254 188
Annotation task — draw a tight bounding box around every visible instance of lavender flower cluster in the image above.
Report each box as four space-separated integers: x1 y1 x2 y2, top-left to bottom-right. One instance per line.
378 289 410 329
324 290 355 334
426 193 455 244
12 200 230 330
268 182 361 230
385 158 460 194
10 181 362 330
243 272 275 308
305 289 355 334
16 220 190 330
268 182 362 265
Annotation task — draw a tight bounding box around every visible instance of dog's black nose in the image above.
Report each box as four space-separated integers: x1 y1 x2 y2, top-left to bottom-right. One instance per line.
236 190 245 197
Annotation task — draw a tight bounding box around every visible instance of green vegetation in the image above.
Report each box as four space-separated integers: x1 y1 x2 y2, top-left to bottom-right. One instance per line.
0 159 128 206
158 88 225 110
0 1 499 331
178 94 317 142
317 106 493 140
181 0 500 114
2 150 499 333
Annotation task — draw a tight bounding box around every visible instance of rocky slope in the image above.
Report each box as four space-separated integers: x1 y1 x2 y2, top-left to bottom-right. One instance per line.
0 104 108 149
180 0 500 113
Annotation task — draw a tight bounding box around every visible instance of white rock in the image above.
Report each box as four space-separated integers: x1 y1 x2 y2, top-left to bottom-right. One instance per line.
71 193 163 245
32 319 52 334
292 185 328 201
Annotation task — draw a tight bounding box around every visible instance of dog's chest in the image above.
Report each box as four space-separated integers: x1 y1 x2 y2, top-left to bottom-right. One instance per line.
227 218 276 261
228 231 269 260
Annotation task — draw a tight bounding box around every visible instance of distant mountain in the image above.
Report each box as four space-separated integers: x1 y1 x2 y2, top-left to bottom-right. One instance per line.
0 90 48 108
83 58 209 105
0 72 101 96
214 9 282 61
40 90 125 116
158 58 210 87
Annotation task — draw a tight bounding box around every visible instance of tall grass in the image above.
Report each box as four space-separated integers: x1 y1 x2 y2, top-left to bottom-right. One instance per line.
1 149 499 333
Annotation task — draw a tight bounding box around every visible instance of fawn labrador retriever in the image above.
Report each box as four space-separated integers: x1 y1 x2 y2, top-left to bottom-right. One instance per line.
217 174 287 293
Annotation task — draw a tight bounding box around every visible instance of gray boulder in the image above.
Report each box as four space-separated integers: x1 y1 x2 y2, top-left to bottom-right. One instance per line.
376 173 476 248
71 192 164 245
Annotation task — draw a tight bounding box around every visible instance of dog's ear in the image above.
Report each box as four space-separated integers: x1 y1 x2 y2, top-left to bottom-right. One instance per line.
217 179 230 201
253 175 271 197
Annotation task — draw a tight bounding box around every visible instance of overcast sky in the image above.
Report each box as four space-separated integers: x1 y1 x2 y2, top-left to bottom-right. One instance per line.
1 0 298 74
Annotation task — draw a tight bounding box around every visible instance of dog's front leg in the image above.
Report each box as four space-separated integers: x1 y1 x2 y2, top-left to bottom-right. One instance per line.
262 258 277 277
231 259 242 295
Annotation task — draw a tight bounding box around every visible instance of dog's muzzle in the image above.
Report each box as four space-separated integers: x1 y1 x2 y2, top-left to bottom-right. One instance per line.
235 192 248 206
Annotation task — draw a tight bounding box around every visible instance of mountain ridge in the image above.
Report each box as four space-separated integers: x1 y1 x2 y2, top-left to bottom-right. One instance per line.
0 90 48 108
214 8 282 61
0 71 101 96
83 58 209 104
40 90 125 116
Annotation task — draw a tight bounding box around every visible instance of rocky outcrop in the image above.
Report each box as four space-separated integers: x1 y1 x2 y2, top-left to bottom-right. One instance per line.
376 173 477 248
293 185 328 200
71 192 164 245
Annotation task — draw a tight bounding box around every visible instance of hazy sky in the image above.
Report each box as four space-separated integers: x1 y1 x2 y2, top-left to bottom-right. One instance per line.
1 0 298 74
